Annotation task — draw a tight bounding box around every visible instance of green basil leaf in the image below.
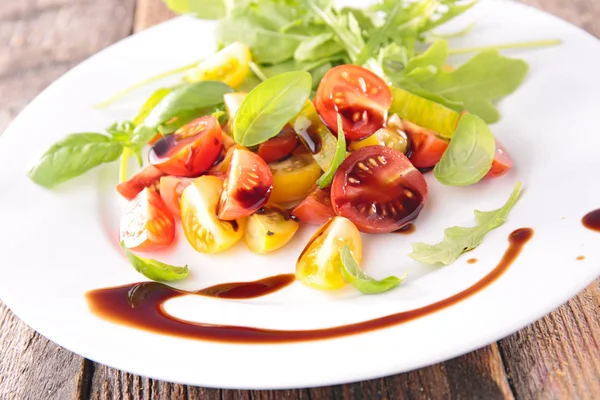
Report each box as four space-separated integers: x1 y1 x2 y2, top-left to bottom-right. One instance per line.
163 0 226 20
317 114 346 188
121 241 189 281
142 81 233 129
29 133 123 188
419 50 529 123
106 121 135 143
133 88 172 126
340 246 406 294
234 71 312 146
294 33 344 62
409 182 522 265
434 113 495 186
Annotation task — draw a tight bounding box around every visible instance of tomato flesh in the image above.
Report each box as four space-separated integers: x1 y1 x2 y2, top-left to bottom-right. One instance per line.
292 186 335 225
117 165 166 201
257 125 299 163
403 119 448 169
315 65 392 140
218 148 273 220
120 188 175 251
159 176 193 218
149 116 223 177
331 146 428 234
485 140 513 179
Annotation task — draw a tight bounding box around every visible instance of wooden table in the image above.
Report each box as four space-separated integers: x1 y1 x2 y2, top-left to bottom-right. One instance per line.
1 0 599 398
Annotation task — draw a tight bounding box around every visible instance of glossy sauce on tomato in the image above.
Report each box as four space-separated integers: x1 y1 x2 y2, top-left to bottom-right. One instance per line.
87 228 533 343
331 146 428 233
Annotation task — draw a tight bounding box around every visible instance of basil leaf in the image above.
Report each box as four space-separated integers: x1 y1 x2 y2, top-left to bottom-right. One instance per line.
316 114 346 188
133 88 172 126
294 33 343 62
419 50 529 123
434 113 495 186
409 182 522 265
340 246 406 294
121 241 189 281
142 81 232 129
29 133 123 188
234 71 312 147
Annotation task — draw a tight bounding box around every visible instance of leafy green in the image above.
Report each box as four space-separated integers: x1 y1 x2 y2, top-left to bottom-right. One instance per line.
340 246 406 294
234 71 312 146
29 133 123 188
294 33 343 62
121 241 189 281
354 1 403 66
163 0 226 20
316 114 346 188
409 182 522 265
133 88 172 126
434 113 496 186
404 40 448 74
419 50 529 123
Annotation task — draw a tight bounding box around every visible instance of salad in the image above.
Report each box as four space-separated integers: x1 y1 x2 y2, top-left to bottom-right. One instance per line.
27 0 557 295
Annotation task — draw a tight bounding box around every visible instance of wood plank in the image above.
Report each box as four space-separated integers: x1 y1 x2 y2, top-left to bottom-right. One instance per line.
0 0 136 399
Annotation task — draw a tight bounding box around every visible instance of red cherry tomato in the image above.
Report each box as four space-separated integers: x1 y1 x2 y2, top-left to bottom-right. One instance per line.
218 148 273 220
315 65 392 141
159 176 193 218
149 116 223 177
331 146 428 233
120 188 175 251
485 140 514 179
403 119 449 169
257 125 299 163
116 165 166 201
292 186 336 225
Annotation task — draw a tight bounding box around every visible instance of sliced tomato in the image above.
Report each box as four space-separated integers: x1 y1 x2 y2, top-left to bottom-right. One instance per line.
269 149 322 205
315 65 392 140
257 125 299 163
149 116 223 177
331 146 428 234
218 148 273 220
350 114 410 154
245 206 299 254
184 42 251 89
403 119 449 169
120 187 175 251
117 165 166 201
485 140 513 179
292 186 335 225
159 176 193 218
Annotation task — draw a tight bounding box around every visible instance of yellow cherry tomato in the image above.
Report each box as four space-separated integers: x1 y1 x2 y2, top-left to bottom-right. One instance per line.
180 176 245 253
184 42 251 89
269 150 322 205
350 114 410 154
296 216 363 290
245 207 299 254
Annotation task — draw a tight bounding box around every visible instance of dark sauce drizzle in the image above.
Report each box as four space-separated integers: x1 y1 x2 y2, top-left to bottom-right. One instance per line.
87 228 533 344
582 209 600 232
394 223 416 235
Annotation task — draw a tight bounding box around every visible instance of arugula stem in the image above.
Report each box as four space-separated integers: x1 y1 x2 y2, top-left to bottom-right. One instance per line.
355 1 403 66
249 61 268 82
448 39 561 55
95 60 201 108
119 147 132 184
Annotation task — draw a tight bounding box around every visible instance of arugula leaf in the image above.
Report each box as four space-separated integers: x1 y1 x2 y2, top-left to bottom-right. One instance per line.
340 246 406 294
294 33 343 62
404 40 448 74
29 133 123 188
434 113 496 186
419 50 529 123
234 71 312 146
121 241 189 281
409 182 522 265
316 114 346 188
422 0 479 32
355 0 403 66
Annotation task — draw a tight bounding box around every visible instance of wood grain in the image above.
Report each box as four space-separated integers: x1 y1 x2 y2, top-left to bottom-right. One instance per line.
0 0 599 399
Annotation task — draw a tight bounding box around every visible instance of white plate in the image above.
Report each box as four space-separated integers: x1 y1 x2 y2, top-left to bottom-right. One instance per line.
1 0 599 390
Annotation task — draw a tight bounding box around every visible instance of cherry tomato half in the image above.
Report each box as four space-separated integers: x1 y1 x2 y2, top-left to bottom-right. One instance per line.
218 148 273 220
292 186 336 225
315 65 392 140
331 146 428 234
149 116 223 177
403 119 449 170
257 125 299 163
159 176 193 218
485 140 514 179
117 165 166 201
120 187 175 251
